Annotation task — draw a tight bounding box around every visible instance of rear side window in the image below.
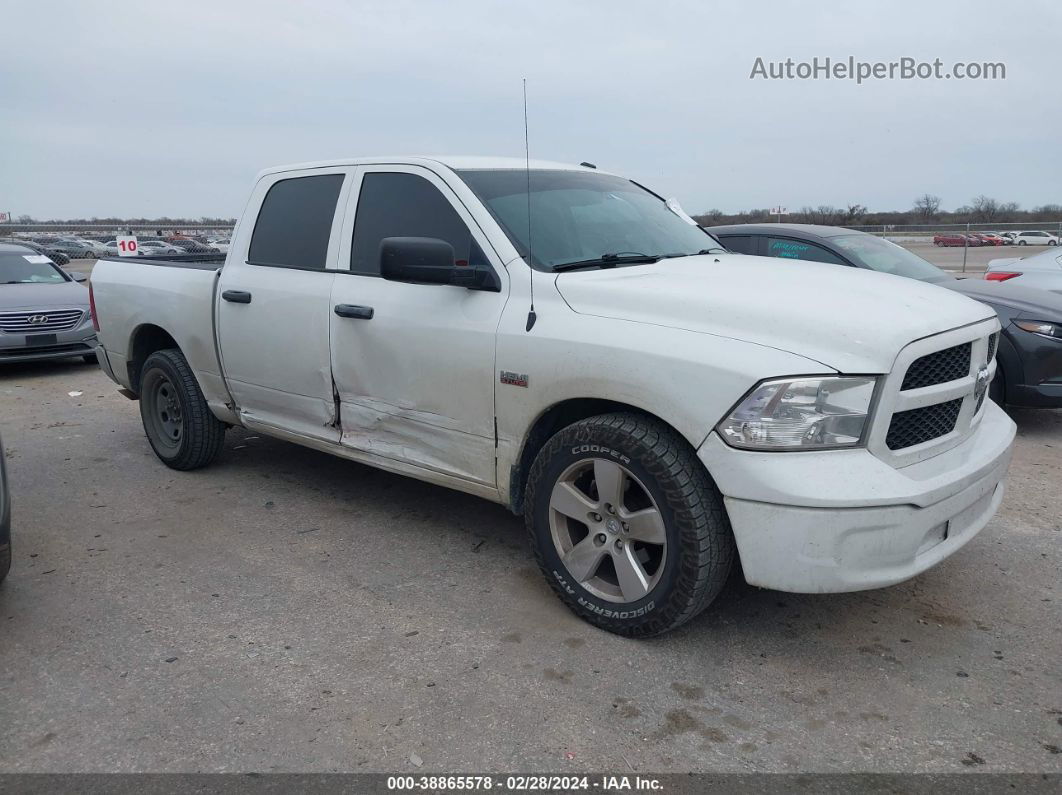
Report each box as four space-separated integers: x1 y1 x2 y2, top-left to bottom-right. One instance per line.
720 235 755 254
766 237 846 265
248 174 344 269
351 172 487 276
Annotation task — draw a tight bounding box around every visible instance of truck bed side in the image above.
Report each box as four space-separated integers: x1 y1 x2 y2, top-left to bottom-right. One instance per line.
92 256 236 421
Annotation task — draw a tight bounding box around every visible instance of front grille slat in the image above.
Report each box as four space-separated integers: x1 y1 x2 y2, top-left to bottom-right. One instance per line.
901 342 971 391
0 310 84 333
886 398 963 450
987 332 999 363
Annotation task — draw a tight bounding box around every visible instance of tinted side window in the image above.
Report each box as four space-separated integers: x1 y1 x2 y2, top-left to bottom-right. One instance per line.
351 172 487 276
765 237 846 265
248 174 344 269
720 235 755 254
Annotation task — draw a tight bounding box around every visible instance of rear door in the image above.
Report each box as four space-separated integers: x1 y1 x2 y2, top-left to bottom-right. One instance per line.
328 165 508 487
217 167 352 441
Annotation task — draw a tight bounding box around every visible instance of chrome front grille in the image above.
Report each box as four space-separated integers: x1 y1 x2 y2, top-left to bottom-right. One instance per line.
0 309 84 333
869 320 1000 466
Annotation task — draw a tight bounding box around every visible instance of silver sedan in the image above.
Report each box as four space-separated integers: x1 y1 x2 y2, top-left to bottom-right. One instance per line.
0 243 97 364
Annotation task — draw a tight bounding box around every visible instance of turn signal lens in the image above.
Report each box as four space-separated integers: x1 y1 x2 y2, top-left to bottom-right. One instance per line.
985 271 1020 282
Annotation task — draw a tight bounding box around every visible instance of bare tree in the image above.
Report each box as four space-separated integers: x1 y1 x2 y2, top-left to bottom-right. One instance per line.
841 204 867 225
970 195 1001 222
912 194 941 221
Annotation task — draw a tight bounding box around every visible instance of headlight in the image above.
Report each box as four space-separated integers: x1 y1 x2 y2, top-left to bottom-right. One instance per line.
1014 320 1061 340
718 376 877 450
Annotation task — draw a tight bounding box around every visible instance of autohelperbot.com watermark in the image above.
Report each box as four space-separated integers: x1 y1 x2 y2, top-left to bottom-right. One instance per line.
750 56 1006 84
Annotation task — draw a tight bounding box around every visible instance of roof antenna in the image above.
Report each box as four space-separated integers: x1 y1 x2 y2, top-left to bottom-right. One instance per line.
523 78 537 332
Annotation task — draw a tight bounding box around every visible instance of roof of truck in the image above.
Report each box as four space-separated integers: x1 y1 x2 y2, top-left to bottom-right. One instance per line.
256 156 610 178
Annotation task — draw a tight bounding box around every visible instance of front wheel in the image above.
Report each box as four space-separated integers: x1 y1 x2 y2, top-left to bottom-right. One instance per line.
139 349 225 470
525 413 734 637
1018 240 1027 246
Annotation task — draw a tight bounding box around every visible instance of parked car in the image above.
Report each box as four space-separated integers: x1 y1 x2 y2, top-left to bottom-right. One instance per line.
0 429 8 585
0 238 70 267
137 240 182 255
167 239 219 254
985 247 1062 293
58 237 109 256
0 242 98 364
705 223 1062 409
933 233 966 247
207 237 231 254
932 233 981 247
48 240 97 259
979 234 1005 246
1011 230 1059 247
90 156 1014 637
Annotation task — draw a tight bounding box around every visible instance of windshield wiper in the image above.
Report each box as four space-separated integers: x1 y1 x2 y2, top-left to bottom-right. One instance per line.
551 252 662 272
662 248 726 258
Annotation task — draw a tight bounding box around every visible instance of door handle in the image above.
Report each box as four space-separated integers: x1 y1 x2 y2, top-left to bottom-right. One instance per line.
222 290 252 304
334 304 374 319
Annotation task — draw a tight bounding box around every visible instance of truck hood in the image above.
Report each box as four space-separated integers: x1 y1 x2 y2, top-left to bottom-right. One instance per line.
0 280 89 310
554 254 995 373
947 277 1062 318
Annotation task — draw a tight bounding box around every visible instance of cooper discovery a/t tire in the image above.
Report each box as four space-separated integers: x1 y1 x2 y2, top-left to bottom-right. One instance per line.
139 349 225 471
525 413 735 637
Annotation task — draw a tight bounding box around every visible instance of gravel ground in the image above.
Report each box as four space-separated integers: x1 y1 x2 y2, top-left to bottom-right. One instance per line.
0 359 1059 774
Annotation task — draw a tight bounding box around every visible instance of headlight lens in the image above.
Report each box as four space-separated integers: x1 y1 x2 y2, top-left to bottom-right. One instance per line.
718 376 877 450
1014 320 1061 340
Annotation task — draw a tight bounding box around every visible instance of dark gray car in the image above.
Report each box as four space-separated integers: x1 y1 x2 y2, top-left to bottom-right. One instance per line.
705 223 1062 409
0 242 98 364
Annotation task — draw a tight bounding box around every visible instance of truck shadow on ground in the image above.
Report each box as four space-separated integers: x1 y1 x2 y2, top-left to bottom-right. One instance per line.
208 423 1008 664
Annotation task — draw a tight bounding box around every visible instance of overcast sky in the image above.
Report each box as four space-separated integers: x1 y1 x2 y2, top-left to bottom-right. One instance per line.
2 0 1060 219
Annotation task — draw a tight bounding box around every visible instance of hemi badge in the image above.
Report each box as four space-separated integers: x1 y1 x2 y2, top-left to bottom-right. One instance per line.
500 370 529 388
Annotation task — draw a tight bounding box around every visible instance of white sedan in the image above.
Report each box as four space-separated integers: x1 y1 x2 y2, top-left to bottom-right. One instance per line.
986 247 1062 293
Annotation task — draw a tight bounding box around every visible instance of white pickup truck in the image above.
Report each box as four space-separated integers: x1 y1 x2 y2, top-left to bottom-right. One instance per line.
91 156 1016 636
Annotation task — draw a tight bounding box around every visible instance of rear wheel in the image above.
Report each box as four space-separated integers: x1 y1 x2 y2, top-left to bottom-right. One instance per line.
139 349 225 470
525 413 734 637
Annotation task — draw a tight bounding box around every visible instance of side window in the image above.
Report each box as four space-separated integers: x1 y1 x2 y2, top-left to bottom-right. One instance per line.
248 174 344 269
719 235 756 255
351 172 488 276
765 237 846 265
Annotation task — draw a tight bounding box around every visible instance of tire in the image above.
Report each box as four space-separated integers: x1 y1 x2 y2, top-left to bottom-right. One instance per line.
524 412 734 637
1018 240 1027 246
139 348 225 470
1050 240 1058 246
82 352 98 364
0 542 9 586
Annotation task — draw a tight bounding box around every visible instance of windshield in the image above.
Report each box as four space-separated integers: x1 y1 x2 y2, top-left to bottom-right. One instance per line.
0 252 68 284
830 235 951 283
457 169 717 271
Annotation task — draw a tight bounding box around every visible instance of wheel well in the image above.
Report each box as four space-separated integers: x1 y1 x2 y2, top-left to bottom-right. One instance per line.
127 324 179 393
508 398 664 515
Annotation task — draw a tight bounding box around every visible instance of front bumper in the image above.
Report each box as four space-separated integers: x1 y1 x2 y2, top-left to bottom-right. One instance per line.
698 401 1016 593
0 324 97 364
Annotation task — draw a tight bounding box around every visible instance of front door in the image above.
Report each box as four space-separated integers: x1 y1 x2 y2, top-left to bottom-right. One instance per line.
328 165 508 486
217 168 350 441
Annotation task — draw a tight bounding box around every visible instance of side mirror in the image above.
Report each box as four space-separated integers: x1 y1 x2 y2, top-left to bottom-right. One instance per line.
379 237 499 291
70 271 88 282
